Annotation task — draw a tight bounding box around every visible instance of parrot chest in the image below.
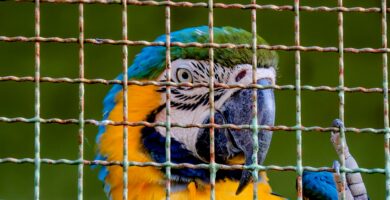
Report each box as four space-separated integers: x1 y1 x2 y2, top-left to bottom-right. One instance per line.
122 177 284 200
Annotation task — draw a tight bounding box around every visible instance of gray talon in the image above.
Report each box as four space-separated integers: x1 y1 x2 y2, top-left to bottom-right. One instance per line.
330 119 369 200
332 160 340 175
332 118 344 129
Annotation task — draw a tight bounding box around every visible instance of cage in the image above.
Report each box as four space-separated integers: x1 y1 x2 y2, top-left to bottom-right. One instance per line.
0 0 388 199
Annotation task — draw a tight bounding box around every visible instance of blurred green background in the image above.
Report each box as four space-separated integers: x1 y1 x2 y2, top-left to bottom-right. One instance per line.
0 0 387 199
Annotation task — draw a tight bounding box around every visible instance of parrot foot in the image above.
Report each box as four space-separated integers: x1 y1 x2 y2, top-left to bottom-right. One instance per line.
332 118 344 129
330 119 369 200
330 118 351 160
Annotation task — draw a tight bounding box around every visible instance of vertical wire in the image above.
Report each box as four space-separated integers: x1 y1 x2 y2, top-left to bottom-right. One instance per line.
34 0 41 199
293 1 303 199
250 0 259 199
208 0 216 199
164 0 172 199
337 0 346 199
77 2 85 200
121 0 129 199
382 0 390 199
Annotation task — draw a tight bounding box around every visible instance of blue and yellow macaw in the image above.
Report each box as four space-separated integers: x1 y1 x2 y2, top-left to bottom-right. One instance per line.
94 26 369 200
95 26 284 200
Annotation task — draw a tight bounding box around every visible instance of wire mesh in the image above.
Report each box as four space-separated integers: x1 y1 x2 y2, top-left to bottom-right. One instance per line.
0 0 389 199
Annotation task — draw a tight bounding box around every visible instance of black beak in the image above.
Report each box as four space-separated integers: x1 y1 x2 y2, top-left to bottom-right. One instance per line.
195 78 275 195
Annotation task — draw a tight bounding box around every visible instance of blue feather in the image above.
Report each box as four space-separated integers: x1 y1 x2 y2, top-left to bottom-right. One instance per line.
302 171 338 200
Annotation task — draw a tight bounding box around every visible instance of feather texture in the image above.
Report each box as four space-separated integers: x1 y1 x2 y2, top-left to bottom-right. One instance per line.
302 171 338 200
94 26 280 199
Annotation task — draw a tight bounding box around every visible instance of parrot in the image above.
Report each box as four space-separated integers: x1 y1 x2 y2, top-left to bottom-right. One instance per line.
302 119 369 200
94 26 285 200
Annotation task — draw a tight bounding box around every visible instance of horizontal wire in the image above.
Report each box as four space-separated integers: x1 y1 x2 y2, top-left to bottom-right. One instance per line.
0 157 385 174
0 76 388 93
9 0 390 13
0 36 389 53
0 116 387 133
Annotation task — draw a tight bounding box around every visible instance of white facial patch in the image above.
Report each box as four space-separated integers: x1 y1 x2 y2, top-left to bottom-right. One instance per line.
154 59 276 157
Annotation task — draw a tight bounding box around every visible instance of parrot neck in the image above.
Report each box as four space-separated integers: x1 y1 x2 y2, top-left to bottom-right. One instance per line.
141 108 244 184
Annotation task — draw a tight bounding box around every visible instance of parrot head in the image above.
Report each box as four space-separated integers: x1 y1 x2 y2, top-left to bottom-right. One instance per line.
97 26 278 196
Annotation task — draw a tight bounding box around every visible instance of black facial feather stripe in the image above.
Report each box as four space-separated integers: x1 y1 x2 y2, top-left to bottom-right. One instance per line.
155 61 232 110
169 91 225 111
171 101 199 111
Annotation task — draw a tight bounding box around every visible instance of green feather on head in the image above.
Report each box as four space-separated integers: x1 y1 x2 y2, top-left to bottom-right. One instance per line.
128 26 278 80
171 26 278 69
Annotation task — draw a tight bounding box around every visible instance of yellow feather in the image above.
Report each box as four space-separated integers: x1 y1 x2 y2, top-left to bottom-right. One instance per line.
98 85 164 199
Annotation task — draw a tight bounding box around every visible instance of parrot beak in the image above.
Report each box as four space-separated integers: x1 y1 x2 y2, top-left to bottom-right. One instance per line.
195 78 275 195
232 78 275 195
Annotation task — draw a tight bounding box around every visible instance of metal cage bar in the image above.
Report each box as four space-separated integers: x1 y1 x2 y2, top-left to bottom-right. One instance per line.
33 0 41 199
164 0 172 199
250 0 259 199
2 36 390 53
293 0 303 199
121 0 129 198
0 157 385 173
7 0 390 13
337 0 347 199
207 0 216 199
4 76 390 93
382 0 390 199
2 116 389 133
77 2 85 200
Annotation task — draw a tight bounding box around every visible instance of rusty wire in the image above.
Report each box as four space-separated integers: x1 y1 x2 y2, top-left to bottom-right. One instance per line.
382 0 390 198
5 0 390 13
1 36 390 53
121 0 129 199
77 2 85 200
33 0 41 198
337 0 347 199
293 0 303 199
2 76 390 93
250 0 259 199
207 0 216 199
0 116 387 133
0 157 386 174
164 0 172 199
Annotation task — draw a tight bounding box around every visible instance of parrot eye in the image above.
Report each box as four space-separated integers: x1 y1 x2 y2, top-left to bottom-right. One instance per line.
176 68 193 83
